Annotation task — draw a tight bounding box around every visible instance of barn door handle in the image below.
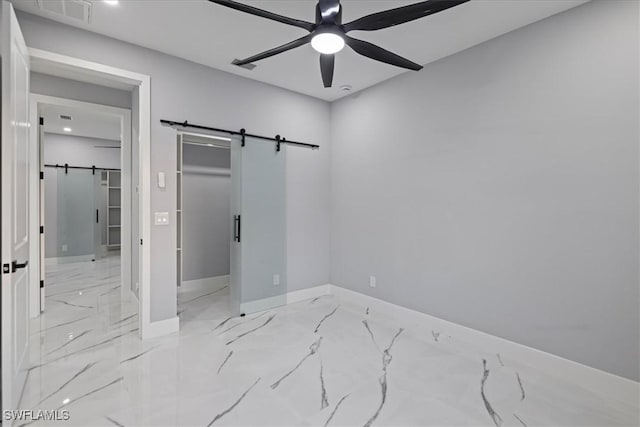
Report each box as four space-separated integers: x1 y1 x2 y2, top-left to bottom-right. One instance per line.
11 260 28 273
234 215 241 243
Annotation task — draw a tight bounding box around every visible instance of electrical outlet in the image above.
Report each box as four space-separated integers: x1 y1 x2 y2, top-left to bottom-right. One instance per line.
273 274 280 286
369 276 377 288
154 212 170 226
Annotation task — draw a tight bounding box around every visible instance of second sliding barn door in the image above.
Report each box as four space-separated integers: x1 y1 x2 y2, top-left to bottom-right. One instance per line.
230 135 287 316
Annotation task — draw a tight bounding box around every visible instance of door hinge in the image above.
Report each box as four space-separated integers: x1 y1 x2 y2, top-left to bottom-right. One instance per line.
2 264 9 274
40 171 44 180
40 280 44 289
140 239 143 245
40 226 44 234
39 117 44 126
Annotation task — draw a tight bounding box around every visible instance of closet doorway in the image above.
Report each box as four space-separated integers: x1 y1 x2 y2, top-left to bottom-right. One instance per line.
177 132 232 322
176 131 287 323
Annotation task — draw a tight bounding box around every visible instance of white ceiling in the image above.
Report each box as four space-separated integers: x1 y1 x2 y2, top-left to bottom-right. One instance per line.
13 0 589 101
41 103 122 141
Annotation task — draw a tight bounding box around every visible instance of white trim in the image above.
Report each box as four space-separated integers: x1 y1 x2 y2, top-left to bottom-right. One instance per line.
327 284 640 407
142 316 179 340
286 284 330 304
45 255 95 265
179 275 229 294
138 75 152 340
26 49 152 340
240 294 287 315
29 48 145 88
28 95 40 318
239 284 330 314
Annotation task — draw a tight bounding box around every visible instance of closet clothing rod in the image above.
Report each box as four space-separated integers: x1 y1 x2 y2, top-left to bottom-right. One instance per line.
160 119 320 150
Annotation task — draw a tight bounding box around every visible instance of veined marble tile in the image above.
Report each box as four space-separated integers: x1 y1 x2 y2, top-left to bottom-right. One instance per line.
19 256 639 426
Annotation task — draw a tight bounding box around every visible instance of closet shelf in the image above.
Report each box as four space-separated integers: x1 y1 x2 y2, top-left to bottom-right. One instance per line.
108 206 121 209
108 186 121 189
108 225 121 228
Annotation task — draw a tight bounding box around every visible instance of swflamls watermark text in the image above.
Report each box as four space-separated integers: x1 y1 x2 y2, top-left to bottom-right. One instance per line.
3 409 70 421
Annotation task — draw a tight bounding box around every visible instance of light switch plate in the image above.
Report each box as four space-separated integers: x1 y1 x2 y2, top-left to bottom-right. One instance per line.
154 212 170 226
157 172 166 189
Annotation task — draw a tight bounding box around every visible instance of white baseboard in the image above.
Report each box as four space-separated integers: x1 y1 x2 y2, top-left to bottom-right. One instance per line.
286 284 330 304
142 316 179 340
240 294 287 314
239 284 330 315
327 284 639 407
180 275 229 294
45 254 95 265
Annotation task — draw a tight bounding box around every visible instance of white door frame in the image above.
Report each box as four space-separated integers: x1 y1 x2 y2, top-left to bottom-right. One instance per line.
29 94 133 316
26 48 152 339
1 0 31 415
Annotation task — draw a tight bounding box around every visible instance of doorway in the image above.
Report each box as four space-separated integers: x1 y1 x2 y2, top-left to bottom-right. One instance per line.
176 132 232 325
31 96 133 315
37 99 132 319
25 48 153 341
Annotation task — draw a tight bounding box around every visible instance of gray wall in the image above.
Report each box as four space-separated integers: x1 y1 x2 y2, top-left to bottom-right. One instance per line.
44 133 120 258
330 0 639 381
31 72 132 109
182 144 230 282
16 11 332 323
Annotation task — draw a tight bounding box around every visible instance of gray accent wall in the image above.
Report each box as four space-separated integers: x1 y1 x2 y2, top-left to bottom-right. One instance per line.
16 11 332 323
330 0 639 380
182 144 231 282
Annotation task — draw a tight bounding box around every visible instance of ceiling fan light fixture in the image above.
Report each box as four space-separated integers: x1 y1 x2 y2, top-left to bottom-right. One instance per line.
311 33 345 55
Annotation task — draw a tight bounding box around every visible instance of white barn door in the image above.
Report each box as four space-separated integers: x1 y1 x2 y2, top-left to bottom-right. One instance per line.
1 0 31 416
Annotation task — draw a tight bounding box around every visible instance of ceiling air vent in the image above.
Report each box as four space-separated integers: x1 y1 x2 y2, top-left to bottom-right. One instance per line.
59 115 72 121
232 59 257 71
36 0 92 24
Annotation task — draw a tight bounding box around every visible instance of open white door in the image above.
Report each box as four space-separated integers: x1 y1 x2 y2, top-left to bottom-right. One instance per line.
1 0 31 416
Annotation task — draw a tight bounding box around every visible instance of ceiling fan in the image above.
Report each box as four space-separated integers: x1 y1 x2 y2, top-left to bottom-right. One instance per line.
208 0 470 88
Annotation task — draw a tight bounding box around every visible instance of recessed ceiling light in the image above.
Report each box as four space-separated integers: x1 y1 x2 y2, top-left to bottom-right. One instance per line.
104 0 119 5
63 127 72 132
311 33 345 55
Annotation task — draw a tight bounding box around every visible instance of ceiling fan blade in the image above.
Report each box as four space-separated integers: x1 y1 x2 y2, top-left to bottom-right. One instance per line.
343 0 469 32
318 0 342 24
345 36 423 71
208 0 315 32
319 54 335 88
233 35 313 66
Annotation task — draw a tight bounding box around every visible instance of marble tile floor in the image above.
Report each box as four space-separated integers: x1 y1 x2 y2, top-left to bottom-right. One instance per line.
19 259 639 426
